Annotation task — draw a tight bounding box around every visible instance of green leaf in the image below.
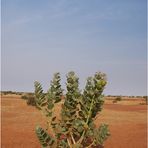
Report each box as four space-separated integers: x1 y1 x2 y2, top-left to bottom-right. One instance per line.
95 124 110 145
35 126 55 147
86 129 94 137
77 126 84 133
48 103 54 110
34 81 46 108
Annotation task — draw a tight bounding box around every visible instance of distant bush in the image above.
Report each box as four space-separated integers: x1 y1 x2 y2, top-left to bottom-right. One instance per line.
16 92 22 95
136 96 143 98
21 95 28 100
113 96 122 103
21 93 36 106
1 91 23 95
143 96 148 104
116 96 122 101
26 96 36 106
2 91 13 95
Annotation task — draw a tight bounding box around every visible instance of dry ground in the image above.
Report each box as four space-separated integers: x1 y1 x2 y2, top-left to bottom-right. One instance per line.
1 95 147 148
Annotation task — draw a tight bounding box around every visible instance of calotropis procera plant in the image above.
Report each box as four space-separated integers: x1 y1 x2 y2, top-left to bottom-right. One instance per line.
34 71 110 148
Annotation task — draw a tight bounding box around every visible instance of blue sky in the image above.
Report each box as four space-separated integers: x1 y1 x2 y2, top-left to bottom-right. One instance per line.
1 0 147 95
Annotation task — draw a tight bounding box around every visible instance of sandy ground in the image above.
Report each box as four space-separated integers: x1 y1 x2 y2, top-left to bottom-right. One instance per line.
1 95 147 148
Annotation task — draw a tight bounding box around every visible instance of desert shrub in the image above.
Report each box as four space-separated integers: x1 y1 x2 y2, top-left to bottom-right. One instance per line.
21 93 36 106
26 95 36 106
143 96 148 104
113 96 122 103
16 92 22 95
34 71 110 148
1 91 23 95
136 96 142 98
112 100 116 103
2 91 12 95
21 94 28 100
116 96 122 101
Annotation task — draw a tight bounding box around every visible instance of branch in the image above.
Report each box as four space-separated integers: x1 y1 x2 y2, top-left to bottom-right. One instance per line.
70 132 76 144
77 99 94 144
85 140 95 148
67 138 72 148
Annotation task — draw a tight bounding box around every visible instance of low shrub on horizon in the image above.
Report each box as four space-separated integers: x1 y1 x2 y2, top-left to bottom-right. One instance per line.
113 96 122 103
21 93 36 106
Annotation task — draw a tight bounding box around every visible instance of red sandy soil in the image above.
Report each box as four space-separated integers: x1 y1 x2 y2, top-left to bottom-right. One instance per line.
1 95 147 148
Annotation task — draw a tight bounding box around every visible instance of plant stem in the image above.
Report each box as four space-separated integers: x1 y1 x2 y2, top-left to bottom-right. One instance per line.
85 140 95 148
67 138 72 148
77 99 94 144
70 132 76 144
